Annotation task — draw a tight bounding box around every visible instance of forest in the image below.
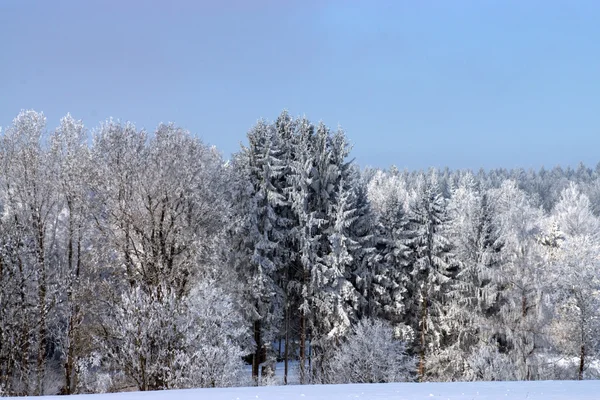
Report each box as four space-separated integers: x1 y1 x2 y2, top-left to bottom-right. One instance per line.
1 109 600 396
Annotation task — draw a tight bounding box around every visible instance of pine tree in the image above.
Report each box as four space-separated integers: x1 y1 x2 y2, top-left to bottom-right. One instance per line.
367 170 412 332
231 120 287 384
345 167 378 321
405 170 456 381
272 111 298 384
285 119 362 383
286 117 315 383
435 173 505 380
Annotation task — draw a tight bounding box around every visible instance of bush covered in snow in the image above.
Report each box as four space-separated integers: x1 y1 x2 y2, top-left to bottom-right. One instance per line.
324 319 415 384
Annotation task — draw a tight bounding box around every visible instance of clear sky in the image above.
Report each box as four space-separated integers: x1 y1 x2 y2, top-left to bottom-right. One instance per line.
1 0 599 170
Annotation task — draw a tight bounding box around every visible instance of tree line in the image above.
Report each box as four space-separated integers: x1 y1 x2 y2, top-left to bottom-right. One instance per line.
1 110 600 395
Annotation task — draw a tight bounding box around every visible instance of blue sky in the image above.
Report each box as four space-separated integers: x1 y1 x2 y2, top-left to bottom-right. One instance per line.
1 0 599 170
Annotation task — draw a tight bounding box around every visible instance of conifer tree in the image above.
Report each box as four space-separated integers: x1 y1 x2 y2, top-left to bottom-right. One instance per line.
367 170 413 333
434 173 504 380
232 120 287 384
405 171 456 381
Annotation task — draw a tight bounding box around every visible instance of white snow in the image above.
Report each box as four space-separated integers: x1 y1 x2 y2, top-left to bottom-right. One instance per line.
11 381 600 400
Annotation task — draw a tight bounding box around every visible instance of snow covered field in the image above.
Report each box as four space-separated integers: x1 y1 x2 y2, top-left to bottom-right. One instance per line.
12 381 600 400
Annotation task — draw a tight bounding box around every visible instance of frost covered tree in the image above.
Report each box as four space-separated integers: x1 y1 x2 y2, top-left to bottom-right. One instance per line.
229 114 361 384
230 119 287 384
83 279 248 391
344 168 377 321
366 170 412 333
545 184 600 380
279 116 363 383
0 111 60 395
271 110 299 384
282 117 317 382
431 173 505 381
405 171 457 381
324 319 414 384
308 127 361 377
179 280 249 388
465 344 516 381
551 182 600 238
303 125 364 382
489 181 548 380
548 236 600 380
49 114 93 394
87 120 236 391
7 108 600 392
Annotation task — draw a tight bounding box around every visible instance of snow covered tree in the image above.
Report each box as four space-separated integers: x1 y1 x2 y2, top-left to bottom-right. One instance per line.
465 344 517 381
88 120 236 391
545 184 600 379
324 318 415 384
10 108 600 391
312 175 359 361
404 170 457 381
308 127 361 378
548 236 600 380
271 110 300 384
0 110 60 395
366 170 413 333
276 116 363 383
488 180 548 380
344 167 378 321
85 278 249 391
433 173 505 381
286 116 315 383
303 124 364 382
230 119 288 384
551 182 600 238
49 114 93 394
180 280 250 388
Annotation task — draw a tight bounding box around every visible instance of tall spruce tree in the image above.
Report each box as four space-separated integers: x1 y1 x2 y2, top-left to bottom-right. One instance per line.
405 170 457 381
367 170 413 333
433 173 505 381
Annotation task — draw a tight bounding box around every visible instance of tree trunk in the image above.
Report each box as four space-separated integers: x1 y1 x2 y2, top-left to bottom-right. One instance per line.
578 344 585 380
308 332 312 380
36 221 47 396
418 288 428 382
252 317 261 385
140 355 147 391
278 337 282 359
299 262 308 384
299 309 306 384
65 331 74 393
366 275 372 319
18 256 31 395
284 297 290 385
64 208 74 394
36 276 47 396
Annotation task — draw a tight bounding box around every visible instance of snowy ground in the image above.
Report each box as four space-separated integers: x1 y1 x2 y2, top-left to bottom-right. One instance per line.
12 381 600 400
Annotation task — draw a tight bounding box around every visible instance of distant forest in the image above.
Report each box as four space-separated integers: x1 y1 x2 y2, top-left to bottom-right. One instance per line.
1 110 600 396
